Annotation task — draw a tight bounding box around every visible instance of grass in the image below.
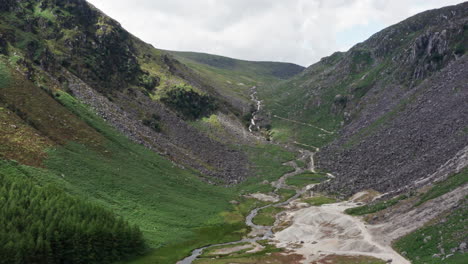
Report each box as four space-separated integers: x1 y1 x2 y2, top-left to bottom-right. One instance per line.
0 72 297 263
394 200 467 264
295 159 306 168
34 5 56 21
345 195 408 216
41 90 295 263
277 188 297 202
170 51 304 106
48 92 239 245
415 168 468 206
303 196 337 206
235 144 296 194
252 206 283 226
286 172 327 188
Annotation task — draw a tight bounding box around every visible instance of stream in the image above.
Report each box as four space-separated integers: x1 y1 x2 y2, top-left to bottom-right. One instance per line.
177 86 409 263
248 86 261 133
177 148 409 264
177 150 315 264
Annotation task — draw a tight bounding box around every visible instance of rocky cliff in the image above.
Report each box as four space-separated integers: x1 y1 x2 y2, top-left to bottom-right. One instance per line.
259 2 468 195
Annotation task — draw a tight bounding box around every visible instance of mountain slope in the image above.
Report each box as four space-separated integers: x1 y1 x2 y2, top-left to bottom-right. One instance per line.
258 2 468 195
169 50 304 117
0 0 299 263
1 0 467 263
0 0 272 183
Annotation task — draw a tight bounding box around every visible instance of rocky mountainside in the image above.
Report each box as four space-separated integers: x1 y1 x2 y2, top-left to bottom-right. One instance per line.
258 2 468 196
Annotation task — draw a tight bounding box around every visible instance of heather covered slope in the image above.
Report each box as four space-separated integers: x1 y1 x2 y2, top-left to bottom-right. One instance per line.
257 2 468 195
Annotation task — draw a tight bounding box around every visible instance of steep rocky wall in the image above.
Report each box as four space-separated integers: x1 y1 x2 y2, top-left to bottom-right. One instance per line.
270 2 468 196
317 55 468 195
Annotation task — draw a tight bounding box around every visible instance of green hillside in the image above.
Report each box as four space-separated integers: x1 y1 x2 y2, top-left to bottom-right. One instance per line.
0 1 299 263
1 1 466 264
0 56 296 263
169 51 304 107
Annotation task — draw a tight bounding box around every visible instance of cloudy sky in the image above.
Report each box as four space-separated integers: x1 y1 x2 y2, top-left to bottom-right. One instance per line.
87 0 465 66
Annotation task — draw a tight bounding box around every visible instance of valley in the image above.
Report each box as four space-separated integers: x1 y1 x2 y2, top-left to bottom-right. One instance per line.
175 146 412 264
0 1 467 264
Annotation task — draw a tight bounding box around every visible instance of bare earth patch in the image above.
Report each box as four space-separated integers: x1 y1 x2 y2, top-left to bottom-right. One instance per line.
273 193 410 264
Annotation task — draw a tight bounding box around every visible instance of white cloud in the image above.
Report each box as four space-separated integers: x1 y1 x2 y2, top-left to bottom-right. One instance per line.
87 0 466 66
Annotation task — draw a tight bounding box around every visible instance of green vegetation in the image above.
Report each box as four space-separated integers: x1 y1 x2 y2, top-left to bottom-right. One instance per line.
394 201 467 264
170 51 304 106
34 5 56 21
0 161 145 264
295 159 306 168
253 206 283 226
51 92 296 263
160 85 217 119
304 196 337 206
415 168 468 206
277 188 296 202
345 195 408 216
286 172 327 188
52 91 237 246
236 144 295 194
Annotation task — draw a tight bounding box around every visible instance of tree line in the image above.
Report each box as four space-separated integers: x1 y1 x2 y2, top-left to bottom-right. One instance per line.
0 168 146 264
